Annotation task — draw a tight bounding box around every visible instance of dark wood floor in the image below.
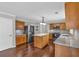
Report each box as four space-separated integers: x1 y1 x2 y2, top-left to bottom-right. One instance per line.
0 41 54 57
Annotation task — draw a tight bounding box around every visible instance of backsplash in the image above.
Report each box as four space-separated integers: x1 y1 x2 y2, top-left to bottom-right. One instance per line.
69 29 79 40
16 30 24 35
34 24 49 34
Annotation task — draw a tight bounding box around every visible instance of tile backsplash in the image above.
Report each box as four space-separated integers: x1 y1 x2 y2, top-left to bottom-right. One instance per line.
69 29 79 40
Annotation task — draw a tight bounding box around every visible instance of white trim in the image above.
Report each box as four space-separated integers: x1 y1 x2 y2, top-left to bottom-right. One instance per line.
12 15 16 48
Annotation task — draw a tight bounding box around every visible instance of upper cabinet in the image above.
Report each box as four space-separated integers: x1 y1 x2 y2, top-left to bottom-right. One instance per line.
65 2 79 29
49 24 54 30
49 23 66 30
16 20 25 30
60 23 66 30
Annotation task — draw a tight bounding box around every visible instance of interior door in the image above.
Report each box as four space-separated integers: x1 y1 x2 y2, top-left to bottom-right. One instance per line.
0 17 14 51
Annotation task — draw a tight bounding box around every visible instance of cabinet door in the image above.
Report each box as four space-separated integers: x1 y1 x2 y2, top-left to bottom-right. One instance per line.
42 36 47 47
46 34 49 44
75 3 79 29
60 23 66 30
34 36 43 48
16 36 21 45
20 35 26 44
65 3 77 29
16 21 25 30
71 48 79 56
49 34 52 40
16 35 26 46
55 44 72 57
42 35 49 47
50 24 54 29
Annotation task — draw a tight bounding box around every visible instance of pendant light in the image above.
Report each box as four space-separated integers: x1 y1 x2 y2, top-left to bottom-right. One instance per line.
40 16 46 25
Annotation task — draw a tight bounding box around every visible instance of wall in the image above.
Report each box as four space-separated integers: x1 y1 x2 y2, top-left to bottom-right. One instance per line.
34 24 40 34
34 23 49 34
0 12 16 51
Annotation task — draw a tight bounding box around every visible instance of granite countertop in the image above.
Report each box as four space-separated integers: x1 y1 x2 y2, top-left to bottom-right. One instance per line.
49 30 69 34
34 33 49 36
54 34 79 48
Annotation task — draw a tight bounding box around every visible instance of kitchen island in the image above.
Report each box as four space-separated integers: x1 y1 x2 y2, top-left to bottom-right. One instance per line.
34 33 49 48
54 34 79 57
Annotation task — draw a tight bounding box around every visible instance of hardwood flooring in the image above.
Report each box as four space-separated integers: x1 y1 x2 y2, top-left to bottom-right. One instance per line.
0 41 54 57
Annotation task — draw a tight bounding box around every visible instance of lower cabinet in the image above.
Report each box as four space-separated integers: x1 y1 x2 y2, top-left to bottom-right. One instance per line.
49 34 53 40
71 48 79 57
34 34 49 48
55 44 71 57
55 44 79 57
16 35 27 46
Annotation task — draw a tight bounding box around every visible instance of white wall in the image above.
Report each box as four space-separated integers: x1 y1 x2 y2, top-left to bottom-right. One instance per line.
34 24 40 34
0 12 16 51
34 23 49 34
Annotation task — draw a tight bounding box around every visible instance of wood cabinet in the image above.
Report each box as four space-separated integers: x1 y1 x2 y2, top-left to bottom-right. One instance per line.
65 2 79 29
55 44 79 57
49 23 66 30
16 20 25 30
49 33 53 40
16 35 27 46
50 24 54 29
60 23 66 30
34 34 49 48
55 44 72 57
71 48 79 56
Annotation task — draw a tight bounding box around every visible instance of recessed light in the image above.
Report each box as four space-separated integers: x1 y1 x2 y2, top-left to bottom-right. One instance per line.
55 12 58 14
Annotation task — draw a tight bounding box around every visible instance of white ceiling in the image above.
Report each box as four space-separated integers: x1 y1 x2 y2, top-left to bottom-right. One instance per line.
0 2 65 23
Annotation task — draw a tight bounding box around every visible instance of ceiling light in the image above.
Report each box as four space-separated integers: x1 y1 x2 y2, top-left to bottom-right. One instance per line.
55 12 58 14
40 22 46 25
